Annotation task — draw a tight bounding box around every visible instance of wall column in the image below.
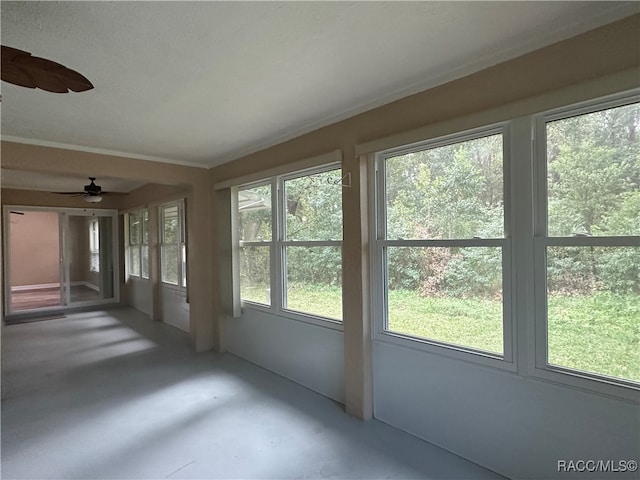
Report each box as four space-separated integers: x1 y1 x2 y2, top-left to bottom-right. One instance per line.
342 154 373 419
187 178 216 352
148 205 161 321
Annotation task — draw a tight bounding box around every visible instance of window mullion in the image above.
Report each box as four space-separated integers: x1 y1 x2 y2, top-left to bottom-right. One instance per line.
371 154 385 338
281 240 342 247
510 116 536 373
532 113 550 375
273 177 282 312
383 238 507 248
239 241 272 247
544 236 639 247
176 204 181 286
177 204 181 289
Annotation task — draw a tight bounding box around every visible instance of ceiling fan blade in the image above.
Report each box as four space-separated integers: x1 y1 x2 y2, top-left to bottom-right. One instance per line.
14 55 65 71
1 45 94 93
1 45 27 59
10 211 25 215
58 68 94 92
0 64 37 89
54 192 85 196
14 56 68 93
24 67 68 93
14 56 91 92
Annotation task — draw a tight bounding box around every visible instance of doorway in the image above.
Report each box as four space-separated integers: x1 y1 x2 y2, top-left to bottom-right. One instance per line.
7 210 61 311
4 206 119 316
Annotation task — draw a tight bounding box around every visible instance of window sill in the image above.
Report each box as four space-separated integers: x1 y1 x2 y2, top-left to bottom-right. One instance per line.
240 301 344 332
374 330 516 373
160 282 186 294
530 365 640 404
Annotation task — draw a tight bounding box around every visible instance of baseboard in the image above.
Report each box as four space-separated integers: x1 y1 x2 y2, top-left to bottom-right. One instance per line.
80 281 100 292
11 281 100 292
11 283 60 292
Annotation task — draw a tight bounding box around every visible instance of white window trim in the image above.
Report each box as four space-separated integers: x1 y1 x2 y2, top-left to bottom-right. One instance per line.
160 200 186 290
141 210 150 280
370 123 515 371
126 212 140 278
235 178 273 311
235 162 344 330
126 210 149 280
531 90 640 401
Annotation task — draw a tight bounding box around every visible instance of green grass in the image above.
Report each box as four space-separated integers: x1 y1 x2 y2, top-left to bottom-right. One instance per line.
287 284 343 320
241 284 271 306
548 292 639 382
242 284 639 383
387 289 503 354
240 283 343 320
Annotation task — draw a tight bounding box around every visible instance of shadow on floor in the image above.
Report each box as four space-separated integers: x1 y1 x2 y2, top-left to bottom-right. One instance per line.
2 307 505 480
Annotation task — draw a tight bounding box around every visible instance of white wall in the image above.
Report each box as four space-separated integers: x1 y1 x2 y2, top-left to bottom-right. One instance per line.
160 285 189 332
373 341 640 480
123 276 152 317
225 308 344 403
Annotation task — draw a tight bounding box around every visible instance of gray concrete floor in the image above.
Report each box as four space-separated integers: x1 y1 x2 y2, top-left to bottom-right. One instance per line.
1 308 505 480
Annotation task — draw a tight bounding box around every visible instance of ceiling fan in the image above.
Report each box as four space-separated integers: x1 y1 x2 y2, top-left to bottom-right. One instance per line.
1 45 93 93
55 178 114 203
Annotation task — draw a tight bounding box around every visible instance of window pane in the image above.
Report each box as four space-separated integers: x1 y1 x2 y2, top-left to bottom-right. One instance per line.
163 205 179 243
547 246 640 383
386 134 503 240
129 247 141 277
181 244 187 288
129 213 141 245
284 246 342 320
238 185 271 241
90 221 100 250
90 252 100 273
386 246 503 354
547 103 640 237
240 246 270 305
89 220 100 273
161 245 178 285
141 245 149 279
284 169 342 241
142 210 149 244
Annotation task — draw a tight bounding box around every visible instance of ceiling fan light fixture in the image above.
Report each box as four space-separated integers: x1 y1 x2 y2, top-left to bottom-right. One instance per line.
84 195 103 203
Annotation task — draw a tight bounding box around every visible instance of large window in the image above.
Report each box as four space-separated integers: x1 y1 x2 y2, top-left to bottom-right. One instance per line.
374 127 509 358
127 210 149 279
236 164 343 323
160 202 186 287
371 90 639 395
537 98 639 386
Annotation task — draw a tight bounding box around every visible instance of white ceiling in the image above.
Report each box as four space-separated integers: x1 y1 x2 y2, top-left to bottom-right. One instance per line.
1 1 638 170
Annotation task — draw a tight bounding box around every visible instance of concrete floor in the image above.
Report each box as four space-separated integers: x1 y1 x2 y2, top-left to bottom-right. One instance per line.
1 308 505 480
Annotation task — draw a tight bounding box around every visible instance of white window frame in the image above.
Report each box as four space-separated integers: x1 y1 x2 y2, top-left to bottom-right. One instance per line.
160 201 186 289
235 162 344 329
126 209 149 280
236 179 274 309
141 210 150 280
89 218 100 273
371 124 515 370
532 90 640 398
